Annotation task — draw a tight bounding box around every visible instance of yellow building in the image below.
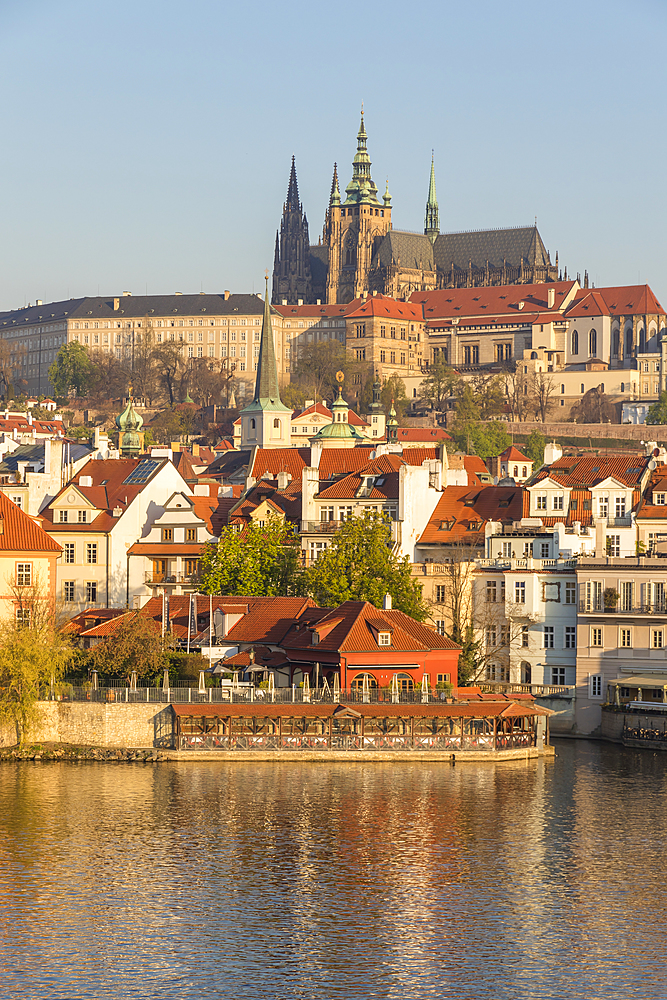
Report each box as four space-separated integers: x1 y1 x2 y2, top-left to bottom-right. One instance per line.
0 491 61 624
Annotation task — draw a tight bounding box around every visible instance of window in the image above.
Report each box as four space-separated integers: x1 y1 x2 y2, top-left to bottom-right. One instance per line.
486 580 497 603
615 496 626 517
598 496 608 517
85 581 97 602
536 495 546 510
486 627 497 647
16 563 31 586
589 674 603 698
589 329 597 357
15 609 31 628
11 496 22 509
377 632 391 646
58 510 68 523
186 528 196 542
565 627 576 649
65 543 75 564
521 626 529 648
571 330 578 354
586 581 602 611
591 627 603 647
338 506 353 522
78 509 88 523
607 535 620 557
435 620 446 636
502 541 512 557
552 667 566 685
652 629 663 649
435 584 446 603
86 543 97 565
185 559 199 577
553 495 563 510
64 581 75 602
544 626 554 648
162 528 173 542
515 581 526 604
565 582 576 605
620 628 632 648
540 543 550 558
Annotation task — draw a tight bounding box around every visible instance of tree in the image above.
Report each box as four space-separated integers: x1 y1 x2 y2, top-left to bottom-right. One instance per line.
304 511 427 620
379 373 408 423
292 340 369 404
199 518 303 597
469 372 506 419
48 342 96 398
531 371 557 422
153 341 186 405
647 392 667 425
524 429 546 468
419 362 458 412
90 613 166 683
451 418 510 460
571 385 617 423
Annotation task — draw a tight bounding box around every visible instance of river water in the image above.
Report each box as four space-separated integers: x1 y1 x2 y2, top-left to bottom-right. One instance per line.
0 740 665 1000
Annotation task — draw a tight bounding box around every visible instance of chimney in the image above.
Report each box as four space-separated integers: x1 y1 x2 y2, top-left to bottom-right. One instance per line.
383 593 392 610
298 299 303 306
192 443 200 457
518 301 525 310
277 471 288 490
122 290 131 296
36 299 42 306
316 299 321 305
548 287 555 309
43 437 51 475
224 290 231 301
113 298 120 311
282 299 288 306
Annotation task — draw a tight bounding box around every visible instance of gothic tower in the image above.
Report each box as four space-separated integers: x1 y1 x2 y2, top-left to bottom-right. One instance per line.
271 157 313 305
240 279 291 449
325 111 392 304
424 154 439 243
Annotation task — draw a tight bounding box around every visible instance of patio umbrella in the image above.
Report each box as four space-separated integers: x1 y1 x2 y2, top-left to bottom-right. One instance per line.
198 670 206 694
362 673 370 704
91 670 99 692
303 674 311 703
268 672 275 703
391 673 399 704
333 673 341 702
421 673 429 704
130 671 138 693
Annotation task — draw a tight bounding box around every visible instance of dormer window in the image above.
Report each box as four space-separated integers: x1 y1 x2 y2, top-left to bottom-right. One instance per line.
377 632 391 646
58 510 68 523
655 493 666 506
312 631 320 645
78 510 88 523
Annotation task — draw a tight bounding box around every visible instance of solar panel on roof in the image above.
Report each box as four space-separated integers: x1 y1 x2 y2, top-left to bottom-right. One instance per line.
122 459 160 485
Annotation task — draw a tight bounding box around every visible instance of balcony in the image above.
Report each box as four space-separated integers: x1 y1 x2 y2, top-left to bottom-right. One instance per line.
607 515 632 527
579 600 667 615
302 520 347 533
476 557 578 571
144 573 200 587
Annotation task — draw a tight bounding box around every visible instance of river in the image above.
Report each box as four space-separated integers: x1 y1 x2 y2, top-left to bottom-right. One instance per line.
0 739 665 999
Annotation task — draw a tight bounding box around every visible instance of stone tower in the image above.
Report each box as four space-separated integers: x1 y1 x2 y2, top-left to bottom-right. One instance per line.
240 279 291 449
424 154 439 243
325 111 392 304
271 157 313 305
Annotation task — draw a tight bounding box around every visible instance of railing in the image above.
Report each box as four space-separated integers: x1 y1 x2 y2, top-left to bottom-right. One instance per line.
144 573 199 586
302 520 347 533
477 557 578 570
607 515 632 527
579 601 667 614
623 725 667 745
178 732 536 752
413 562 449 575
50 684 460 706
480 682 574 698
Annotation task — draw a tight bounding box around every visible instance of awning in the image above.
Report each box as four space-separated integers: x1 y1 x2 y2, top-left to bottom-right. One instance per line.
609 676 667 686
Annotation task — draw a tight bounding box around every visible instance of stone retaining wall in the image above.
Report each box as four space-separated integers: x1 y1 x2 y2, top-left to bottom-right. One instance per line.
0 702 166 749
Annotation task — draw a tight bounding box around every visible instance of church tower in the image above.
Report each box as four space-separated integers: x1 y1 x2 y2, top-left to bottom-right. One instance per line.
424 154 439 243
271 157 313 305
240 279 291 449
325 110 392 304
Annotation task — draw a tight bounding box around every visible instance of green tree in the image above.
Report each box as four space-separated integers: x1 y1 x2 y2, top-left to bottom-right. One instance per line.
48 342 95 398
647 392 667 424
451 418 510 460
199 518 303 596
524 429 546 468
90 613 167 682
304 511 427 620
292 340 369 403
419 362 458 412
379 373 409 423
469 372 506 419
0 615 72 745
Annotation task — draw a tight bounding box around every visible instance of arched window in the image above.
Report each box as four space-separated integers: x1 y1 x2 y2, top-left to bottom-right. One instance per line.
521 662 532 684
600 383 604 393
589 329 597 357
613 329 619 357
250 418 256 429
530 351 538 360
395 672 414 692
571 329 578 355
350 673 378 693
621 383 625 392
581 383 585 394
513 465 519 476
273 418 280 429
626 328 633 356
639 328 646 353
561 384 565 394
522 466 527 477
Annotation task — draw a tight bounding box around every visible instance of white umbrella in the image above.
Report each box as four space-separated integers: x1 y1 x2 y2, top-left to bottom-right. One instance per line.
130 671 137 693
303 674 311 703
268 672 275 703
421 673 429 704
362 673 370 704
333 673 341 702
198 669 206 694
391 673 399 704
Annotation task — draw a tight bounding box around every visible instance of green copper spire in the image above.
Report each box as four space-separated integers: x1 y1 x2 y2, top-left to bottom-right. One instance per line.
344 107 381 207
330 163 340 207
424 153 439 242
242 278 291 415
383 177 392 206
386 399 398 443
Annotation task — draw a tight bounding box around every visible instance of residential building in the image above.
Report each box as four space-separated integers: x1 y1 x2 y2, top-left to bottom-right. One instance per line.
487 445 533 484
0 490 61 623
0 439 93 516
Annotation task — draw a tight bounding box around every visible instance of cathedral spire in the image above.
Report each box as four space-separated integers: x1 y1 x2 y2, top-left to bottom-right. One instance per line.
253 277 288 409
330 163 340 206
344 107 380 206
286 155 300 212
424 152 439 243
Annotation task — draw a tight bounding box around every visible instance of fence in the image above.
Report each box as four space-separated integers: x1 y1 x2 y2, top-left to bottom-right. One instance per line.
177 732 535 752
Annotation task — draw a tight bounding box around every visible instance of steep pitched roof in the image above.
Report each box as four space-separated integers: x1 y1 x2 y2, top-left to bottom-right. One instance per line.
0 490 62 551
533 454 649 489
433 225 552 270
499 445 531 463
412 280 576 320
372 231 434 270
418 485 523 545
566 284 665 317
345 294 424 322
316 454 403 501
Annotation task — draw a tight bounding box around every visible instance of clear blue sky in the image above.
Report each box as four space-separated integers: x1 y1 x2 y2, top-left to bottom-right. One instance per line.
0 0 665 311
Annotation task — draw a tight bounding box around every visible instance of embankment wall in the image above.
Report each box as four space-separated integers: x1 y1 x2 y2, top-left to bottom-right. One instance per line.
0 702 164 749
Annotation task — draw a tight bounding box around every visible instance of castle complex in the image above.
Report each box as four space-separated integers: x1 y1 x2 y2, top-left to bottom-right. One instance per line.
272 112 559 306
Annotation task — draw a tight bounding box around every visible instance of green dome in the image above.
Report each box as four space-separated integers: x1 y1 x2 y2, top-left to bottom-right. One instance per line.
311 386 366 441
115 396 143 432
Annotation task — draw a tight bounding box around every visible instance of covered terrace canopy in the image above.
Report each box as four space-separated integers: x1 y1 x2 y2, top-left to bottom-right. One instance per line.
608 675 667 706
170 700 548 752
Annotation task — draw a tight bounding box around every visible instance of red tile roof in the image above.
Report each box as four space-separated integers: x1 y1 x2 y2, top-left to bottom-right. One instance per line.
534 454 649 488
0 490 62 551
62 608 126 635
396 428 451 442
318 448 377 478
345 295 424 322
418 486 524 545
499 445 531 463
566 284 665 318
412 281 577 320
250 448 310 480
316 455 402 501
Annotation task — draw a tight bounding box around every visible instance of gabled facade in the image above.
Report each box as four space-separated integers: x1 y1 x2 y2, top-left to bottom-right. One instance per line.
0 490 61 624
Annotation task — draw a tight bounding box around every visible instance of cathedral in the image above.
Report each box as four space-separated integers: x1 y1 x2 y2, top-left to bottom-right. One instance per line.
272 113 560 306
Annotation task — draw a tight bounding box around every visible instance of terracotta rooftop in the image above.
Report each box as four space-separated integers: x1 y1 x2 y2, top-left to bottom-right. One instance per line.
418 485 524 545
0 490 62 552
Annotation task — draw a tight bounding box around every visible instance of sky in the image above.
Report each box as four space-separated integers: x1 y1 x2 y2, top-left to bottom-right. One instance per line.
0 0 665 312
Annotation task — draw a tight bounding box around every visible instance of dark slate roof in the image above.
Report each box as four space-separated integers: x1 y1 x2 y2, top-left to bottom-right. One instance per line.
0 441 91 474
433 226 551 270
309 245 329 286
204 450 252 481
372 231 434 270
0 293 272 329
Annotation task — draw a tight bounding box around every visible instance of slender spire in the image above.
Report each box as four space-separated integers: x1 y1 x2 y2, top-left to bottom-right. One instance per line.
424 152 439 242
330 163 340 206
248 277 290 412
344 107 380 206
286 155 300 212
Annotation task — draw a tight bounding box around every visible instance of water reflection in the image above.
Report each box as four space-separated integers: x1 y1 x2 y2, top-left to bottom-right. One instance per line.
0 745 665 998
